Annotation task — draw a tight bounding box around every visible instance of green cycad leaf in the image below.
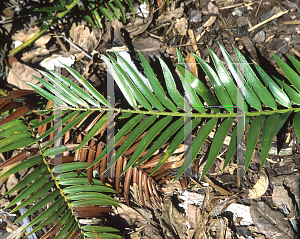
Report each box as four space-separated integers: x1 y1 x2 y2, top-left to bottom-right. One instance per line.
89 114 144 168
0 156 42 180
63 64 110 107
6 173 50 208
160 58 185 110
23 197 65 231
260 113 280 168
138 52 177 112
294 112 300 141
272 76 300 105
4 165 47 196
224 116 250 170
135 117 184 168
254 64 291 108
193 54 233 112
113 0 126 23
245 115 265 170
55 216 75 239
151 117 202 175
27 203 67 236
234 46 277 109
116 52 164 111
288 54 300 74
101 55 137 109
201 117 234 179
14 189 60 223
208 46 237 105
219 44 261 111
122 116 173 173
106 115 157 171
175 117 218 180
176 65 219 113
49 70 99 107
108 55 152 111
273 54 300 92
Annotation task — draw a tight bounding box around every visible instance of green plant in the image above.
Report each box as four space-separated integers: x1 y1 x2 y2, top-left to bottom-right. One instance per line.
9 0 137 56
1 44 300 238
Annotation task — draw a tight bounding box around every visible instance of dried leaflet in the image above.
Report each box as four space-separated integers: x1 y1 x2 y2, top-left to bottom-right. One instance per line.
248 170 268 199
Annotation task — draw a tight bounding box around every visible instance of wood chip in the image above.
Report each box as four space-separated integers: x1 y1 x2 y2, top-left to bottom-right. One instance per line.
248 10 289 32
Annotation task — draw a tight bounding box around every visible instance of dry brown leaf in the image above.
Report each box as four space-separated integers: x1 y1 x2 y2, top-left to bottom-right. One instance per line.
7 62 41 90
185 52 198 78
175 18 188 35
12 26 51 46
248 170 269 199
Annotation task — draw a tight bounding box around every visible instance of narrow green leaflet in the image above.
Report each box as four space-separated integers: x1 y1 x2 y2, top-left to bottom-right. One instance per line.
50 71 99 107
52 162 88 173
260 113 280 169
63 185 117 194
201 117 234 179
0 156 42 180
271 111 292 139
113 0 126 23
36 110 81 144
234 47 277 109
273 76 300 105
105 115 157 171
56 172 87 180
55 216 75 239
101 55 137 109
10 181 54 213
14 190 60 223
66 192 117 202
39 70 90 108
122 116 173 174
294 112 300 142
83 232 122 239
288 54 300 74
33 75 79 107
6 173 50 208
116 53 164 111
27 203 67 236
175 117 218 180
23 197 65 231
151 117 203 175
138 52 177 112
0 131 31 148
245 115 265 170
0 119 23 131
29 114 56 129
83 226 121 233
159 58 185 110
208 47 237 105
254 64 291 108
70 199 119 207
224 116 250 170
135 117 184 168
108 55 152 111
89 114 144 168
26 82 68 107
273 54 300 92
4 165 47 196
74 112 108 152
0 124 27 137
176 65 220 113
63 64 110 107
0 138 35 154
58 178 104 186
193 54 233 112
219 44 262 111
99 5 114 21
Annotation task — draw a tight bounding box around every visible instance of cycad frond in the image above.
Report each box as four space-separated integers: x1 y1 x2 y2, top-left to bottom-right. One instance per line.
1 45 300 237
